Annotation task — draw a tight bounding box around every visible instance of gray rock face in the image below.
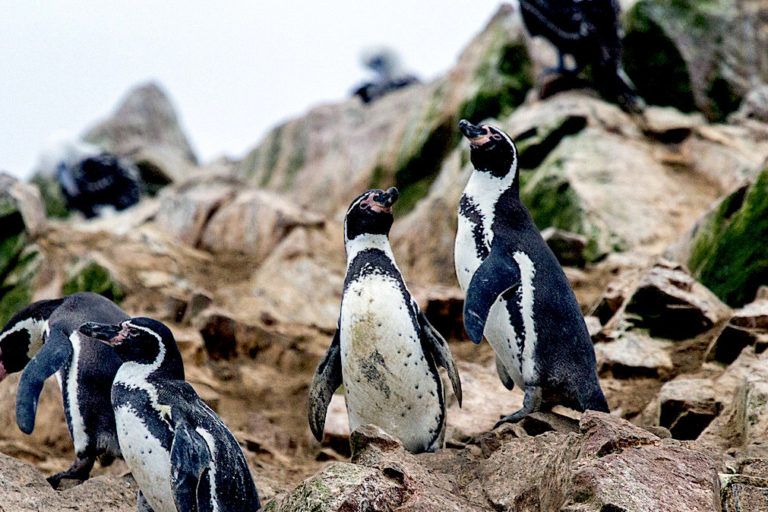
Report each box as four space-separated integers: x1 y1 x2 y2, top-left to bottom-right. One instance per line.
84 81 198 184
708 299 768 364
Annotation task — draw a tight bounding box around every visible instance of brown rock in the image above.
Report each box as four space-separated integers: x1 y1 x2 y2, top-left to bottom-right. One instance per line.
657 378 721 440
707 299 768 364
718 474 768 512
594 333 674 379
624 262 731 340
199 189 324 262
579 411 660 457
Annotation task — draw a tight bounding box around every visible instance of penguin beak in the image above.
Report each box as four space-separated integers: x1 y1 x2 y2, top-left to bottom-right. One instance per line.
79 322 123 345
372 187 399 212
459 119 490 145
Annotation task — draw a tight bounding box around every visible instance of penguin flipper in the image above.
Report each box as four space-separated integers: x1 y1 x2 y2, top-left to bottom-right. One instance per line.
417 310 462 407
16 327 73 434
464 245 522 344
496 355 515 391
308 328 343 442
170 417 212 512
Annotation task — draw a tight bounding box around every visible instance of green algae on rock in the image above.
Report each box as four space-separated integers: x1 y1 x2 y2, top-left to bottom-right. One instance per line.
688 168 768 307
62 259 125 304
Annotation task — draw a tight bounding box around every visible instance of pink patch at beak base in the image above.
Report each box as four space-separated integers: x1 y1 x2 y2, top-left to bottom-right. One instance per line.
0 361 7 382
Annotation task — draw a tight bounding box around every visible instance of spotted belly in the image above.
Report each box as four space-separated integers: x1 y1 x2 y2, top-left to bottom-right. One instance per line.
340 276 443 452
115 405 176 512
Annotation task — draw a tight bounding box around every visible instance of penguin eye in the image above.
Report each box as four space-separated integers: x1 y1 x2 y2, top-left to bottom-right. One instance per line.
491 134 503 141
359 203 369 210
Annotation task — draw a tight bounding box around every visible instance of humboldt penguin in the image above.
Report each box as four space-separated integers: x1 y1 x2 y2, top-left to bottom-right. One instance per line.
80 317 260 512
309 187 462 453
0 292 126 487
454 119 608 427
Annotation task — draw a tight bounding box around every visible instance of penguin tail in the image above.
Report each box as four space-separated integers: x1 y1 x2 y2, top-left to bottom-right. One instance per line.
579 385 610 414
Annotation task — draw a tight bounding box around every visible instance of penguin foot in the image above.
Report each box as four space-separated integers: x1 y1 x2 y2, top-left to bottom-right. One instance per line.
493 385 543 429
46 455 95 489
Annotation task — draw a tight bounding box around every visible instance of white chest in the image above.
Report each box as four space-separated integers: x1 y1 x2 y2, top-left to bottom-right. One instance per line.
115 405 176 512
339 275 441 452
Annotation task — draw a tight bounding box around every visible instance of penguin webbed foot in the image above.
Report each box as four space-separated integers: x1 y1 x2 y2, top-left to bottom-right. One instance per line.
493 385 542 429
46 455 95 489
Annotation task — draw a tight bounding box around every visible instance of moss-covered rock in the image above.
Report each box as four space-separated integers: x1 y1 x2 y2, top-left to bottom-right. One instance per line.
623 0 768 121
62 259 125 303
29 174 69 219
688 168 768 306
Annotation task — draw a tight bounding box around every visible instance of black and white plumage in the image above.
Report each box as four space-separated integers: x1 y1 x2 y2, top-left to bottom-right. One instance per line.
37 138 142 218
309 188 461 453
519 0 642 112
352 48 420 104
80 318 260 512
454 119 608 427
0 292 126 487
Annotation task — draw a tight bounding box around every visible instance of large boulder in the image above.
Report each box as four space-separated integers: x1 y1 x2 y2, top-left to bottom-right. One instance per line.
623 0 768 121
84 82 198 187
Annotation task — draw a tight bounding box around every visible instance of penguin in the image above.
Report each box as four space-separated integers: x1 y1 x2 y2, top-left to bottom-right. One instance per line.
79 317 260 512
454 119 608 427
518 0 642 112
0 292 126 487
308 187 462 453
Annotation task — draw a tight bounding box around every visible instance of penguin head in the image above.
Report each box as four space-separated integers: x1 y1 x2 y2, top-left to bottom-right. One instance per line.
80 317 184 377
459 119 518 178
344 187 399 242
0 299 64 381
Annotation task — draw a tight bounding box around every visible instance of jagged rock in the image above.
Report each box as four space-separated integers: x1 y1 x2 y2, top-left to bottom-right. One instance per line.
594 333 674 379
196 308 288 362
541 227 587 267
579 411 661 457
718 474 768 512
236 5 532 216
410 285 465 341
686 167 768 306
153 179 238 247
623 0 768 121
84 82 197 185
246 223 344 331
707 299 768 364
199 189 324 262
623 261 730 340
656 378 721 440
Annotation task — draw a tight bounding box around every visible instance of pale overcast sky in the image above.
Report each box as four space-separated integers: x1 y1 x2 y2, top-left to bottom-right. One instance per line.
0 1 502 179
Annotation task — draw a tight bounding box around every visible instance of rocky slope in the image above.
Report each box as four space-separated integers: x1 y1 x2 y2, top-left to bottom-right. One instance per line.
1 1 768 511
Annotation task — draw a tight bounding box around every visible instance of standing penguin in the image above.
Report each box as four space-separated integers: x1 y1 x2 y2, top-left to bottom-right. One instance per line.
0 292 126 487
308 187 462 453
80 317 260 512
454 119 608 427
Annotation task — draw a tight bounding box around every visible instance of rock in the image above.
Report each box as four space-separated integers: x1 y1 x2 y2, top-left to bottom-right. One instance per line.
29 173 69 219
236 5 532 217
579 411 661 457
623 0 768 121
520 128 713 261
718 474 768 512
686 167 768 306
317 394 351 458
707 299 768 364
264 461 405 512
0 174 47 325
350 424 404 460
410 285 465 341
84 81 198 185
196 309 286 362
199 188 324 263
153 178 237 247
62 257 126 304
640 106 706 143
594 333 674 379
730 83 768 124
445 361 524 443
541 227 587 268
623 261 730 340
656 378 721 440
